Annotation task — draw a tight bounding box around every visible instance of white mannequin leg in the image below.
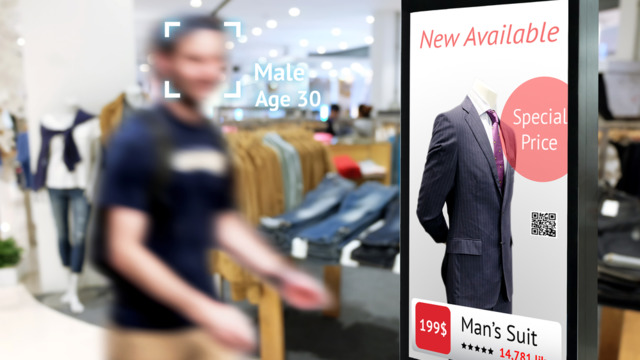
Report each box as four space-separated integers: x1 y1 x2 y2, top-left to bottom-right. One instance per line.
67 273 84 313
60 270 72 303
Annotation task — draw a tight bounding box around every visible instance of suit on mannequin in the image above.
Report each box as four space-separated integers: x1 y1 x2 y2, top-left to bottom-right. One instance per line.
416 80 517 313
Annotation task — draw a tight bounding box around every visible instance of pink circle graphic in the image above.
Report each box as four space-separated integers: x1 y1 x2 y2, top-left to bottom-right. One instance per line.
501 77 568 182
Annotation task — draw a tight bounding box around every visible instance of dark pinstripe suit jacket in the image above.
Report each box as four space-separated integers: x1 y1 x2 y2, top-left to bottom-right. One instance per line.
416 96 517 310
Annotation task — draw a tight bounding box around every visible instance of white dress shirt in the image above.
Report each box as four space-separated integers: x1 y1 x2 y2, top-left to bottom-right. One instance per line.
468 91 506 165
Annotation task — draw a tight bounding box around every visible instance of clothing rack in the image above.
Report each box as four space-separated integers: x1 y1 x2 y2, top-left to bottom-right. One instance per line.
225 125 334 225
598 119 640 179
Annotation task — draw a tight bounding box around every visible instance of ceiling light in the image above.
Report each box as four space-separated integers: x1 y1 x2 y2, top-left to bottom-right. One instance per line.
339 41 348 50
225 41 235 50
366 16 375 24
190 0 202 8
269 49 278 57
309 70 318 78
16 37 25 46
299 39 309 47
350 62 362 71
266 20 278 29
139 64 150 72
238 35 248 44
321 61 333 70
252 27 263 36
289 7 300 17
365 36 374 45
329 69 338 77
331 28 341 36
316 46 326 54
340 67 351 76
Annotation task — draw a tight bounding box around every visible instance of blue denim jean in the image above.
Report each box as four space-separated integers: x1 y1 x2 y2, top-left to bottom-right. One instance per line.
48 188 91 273
360 197 400 247
260 174 356 251
299 182 398 260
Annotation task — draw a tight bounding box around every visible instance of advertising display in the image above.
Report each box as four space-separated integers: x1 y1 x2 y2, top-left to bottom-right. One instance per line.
400 0 599 359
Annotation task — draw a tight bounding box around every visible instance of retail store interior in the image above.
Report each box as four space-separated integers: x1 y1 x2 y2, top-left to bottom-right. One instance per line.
0 0 639 359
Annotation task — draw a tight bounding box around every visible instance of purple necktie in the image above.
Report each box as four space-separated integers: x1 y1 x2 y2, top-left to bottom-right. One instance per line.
486 109 504 191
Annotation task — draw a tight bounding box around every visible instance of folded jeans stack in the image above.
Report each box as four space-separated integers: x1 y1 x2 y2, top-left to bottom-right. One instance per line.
259 174 356 251
298 181 398 261
351 198 400 268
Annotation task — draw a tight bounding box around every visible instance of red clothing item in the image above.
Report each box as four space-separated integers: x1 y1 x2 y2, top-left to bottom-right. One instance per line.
333 155 362 179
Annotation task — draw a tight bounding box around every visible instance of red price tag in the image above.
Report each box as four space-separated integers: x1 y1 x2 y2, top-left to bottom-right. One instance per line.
415 302 451 355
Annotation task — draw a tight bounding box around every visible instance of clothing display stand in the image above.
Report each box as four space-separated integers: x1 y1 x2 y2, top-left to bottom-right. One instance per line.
598 118 640 360
209 250 285 360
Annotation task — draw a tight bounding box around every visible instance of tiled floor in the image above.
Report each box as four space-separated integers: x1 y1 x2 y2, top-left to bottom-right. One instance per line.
0 285 106 360
34 263 400 360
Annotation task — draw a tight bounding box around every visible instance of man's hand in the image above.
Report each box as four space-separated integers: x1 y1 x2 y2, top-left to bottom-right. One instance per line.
274 269 332 310
188 299 257 352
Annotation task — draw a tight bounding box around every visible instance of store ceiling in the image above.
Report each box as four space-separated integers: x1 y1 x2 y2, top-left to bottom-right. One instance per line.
133 0 400 67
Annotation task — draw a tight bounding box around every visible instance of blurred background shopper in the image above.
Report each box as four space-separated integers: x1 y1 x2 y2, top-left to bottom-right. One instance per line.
99 15 329 360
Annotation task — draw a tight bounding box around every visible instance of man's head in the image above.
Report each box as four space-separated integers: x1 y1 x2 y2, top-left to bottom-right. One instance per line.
330 104 340 120
151 15 227 105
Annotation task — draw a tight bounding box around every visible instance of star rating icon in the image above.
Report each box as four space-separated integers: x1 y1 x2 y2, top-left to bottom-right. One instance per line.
459 343 494 356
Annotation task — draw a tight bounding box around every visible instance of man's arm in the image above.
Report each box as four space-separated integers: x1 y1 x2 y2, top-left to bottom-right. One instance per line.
215 211 330 310
107 206 256 351
416 114 458 243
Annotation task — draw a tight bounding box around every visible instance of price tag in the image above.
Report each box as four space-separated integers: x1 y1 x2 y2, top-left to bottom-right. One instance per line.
601 199 620 217
415 302 451 355
291 238 308 259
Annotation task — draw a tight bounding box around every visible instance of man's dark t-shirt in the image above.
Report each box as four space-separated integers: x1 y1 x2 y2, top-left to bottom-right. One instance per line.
100 105 233 329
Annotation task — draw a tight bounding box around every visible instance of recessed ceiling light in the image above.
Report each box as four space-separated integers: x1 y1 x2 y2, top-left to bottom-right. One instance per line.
299 39 309 47
309 70 318 78
269 49 278 57
350 62 362 71
329 69 338 77
190 0 202 7
331 28 341 36
266 20 278 29
316 46 326 54
139 64 150 72
238 35 248 44
289 7 300 17
252 27 263 36
321 61 333 70
225 41 235 50
366 15 375 24
16 37 25 46
365 36 374 45
339 41 348 50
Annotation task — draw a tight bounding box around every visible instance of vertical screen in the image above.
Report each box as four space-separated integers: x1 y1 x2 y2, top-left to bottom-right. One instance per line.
407 1 569 359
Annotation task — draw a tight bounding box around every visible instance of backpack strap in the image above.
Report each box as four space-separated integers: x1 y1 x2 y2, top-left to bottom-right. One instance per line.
136 108 173 219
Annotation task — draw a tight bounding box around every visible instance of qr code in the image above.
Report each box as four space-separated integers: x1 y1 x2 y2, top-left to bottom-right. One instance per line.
531 212 557 237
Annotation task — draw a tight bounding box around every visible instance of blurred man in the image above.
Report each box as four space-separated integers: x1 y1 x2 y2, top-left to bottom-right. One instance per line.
101 15 329 360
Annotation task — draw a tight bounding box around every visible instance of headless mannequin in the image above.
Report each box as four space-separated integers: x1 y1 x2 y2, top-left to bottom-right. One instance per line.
43 97 99 314
471 79 498 110
124 85 146 109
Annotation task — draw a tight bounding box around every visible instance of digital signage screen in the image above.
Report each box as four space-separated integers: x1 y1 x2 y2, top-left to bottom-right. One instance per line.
400 0 598 359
